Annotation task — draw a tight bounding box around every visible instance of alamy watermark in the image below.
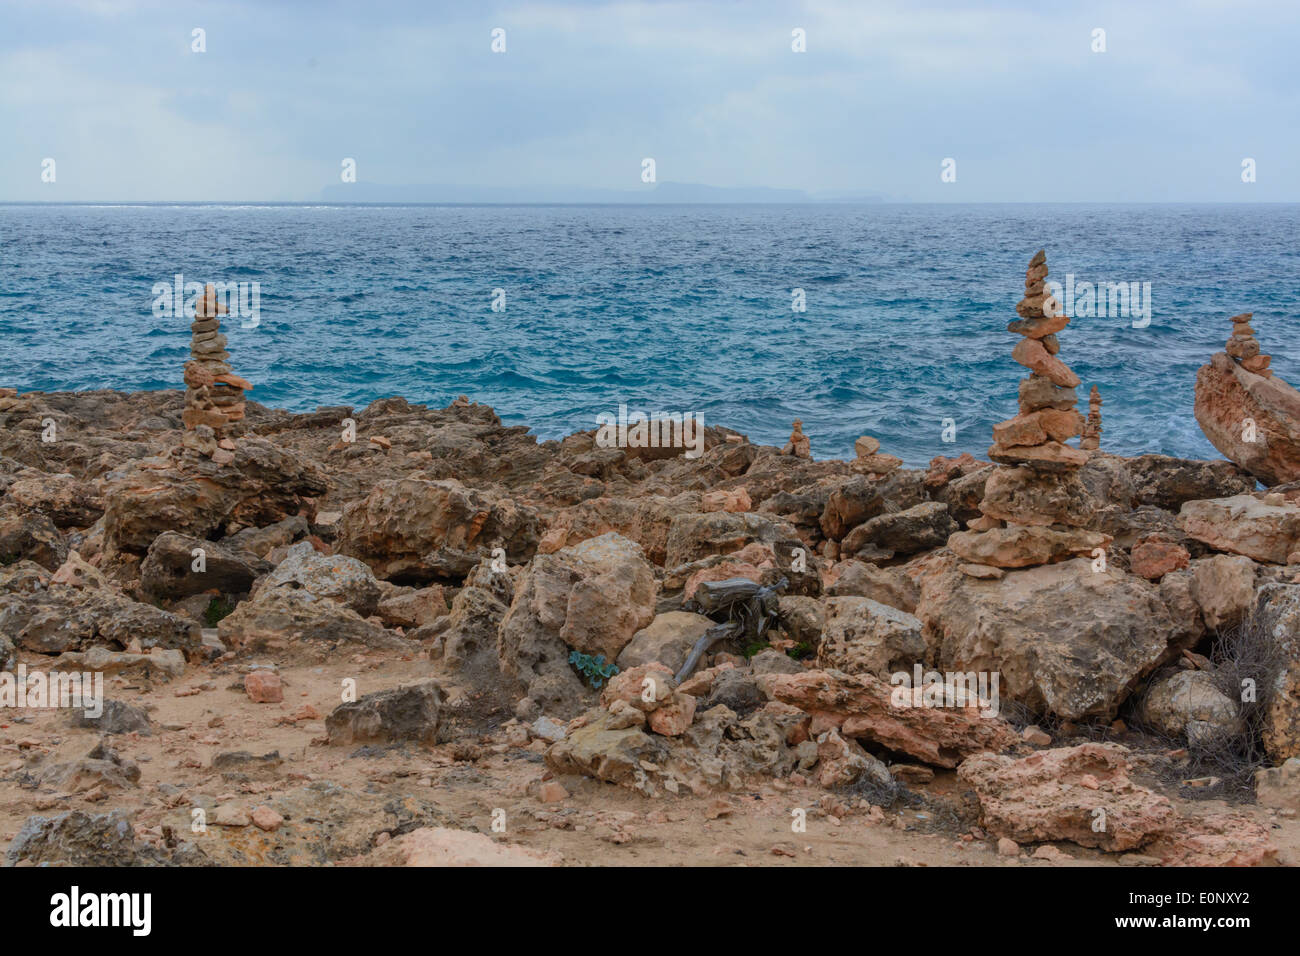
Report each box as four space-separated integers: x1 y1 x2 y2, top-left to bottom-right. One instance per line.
890 664 1000 718
1 664 103 718
595 403 704 458
1045 274 1151 328
152 273 261 328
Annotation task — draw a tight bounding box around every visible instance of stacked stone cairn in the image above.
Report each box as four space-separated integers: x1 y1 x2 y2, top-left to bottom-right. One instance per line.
1079 385 1103 451
181 284 251 461
1225 312 1272 378
946 251 1111 574
782 419 811 458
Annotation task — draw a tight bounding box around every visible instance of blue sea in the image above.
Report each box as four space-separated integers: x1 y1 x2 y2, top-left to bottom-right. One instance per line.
1 203 1297 467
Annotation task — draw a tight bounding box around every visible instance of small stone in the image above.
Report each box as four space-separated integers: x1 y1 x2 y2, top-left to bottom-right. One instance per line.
538 781 568 803
854 435 881 458
250 806 283 831
214 805 250 827
1022 726 1052 747
244 671 283 704
996 837 1020 857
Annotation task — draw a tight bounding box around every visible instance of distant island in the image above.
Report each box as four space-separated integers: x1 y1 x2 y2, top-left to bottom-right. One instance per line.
318 181 888 204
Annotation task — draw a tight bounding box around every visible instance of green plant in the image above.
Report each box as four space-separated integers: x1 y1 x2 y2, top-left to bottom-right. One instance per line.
787 641 814 660
203 597 236 628
568 651 618 689
742 641 769 659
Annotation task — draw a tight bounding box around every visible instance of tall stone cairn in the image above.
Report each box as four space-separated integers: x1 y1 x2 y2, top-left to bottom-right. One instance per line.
945 251 1111 571
1079 385 1103 451
181 283 251 459
987 250 1088 471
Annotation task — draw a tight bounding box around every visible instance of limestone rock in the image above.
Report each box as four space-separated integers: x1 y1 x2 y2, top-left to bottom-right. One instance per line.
257 540 381 616
842 501 957 558
325 680 445 746
498 532 656 717
759 668 1018 768
1179 494 1300 564
947 525 1109 569
140 531 263 600
616 611 715 674
958 744 1176 852
1189 554 1258 630
337 477 538 582
1195 348 1300 486
816 597 926 680
1139 670 1242 746
918 557 1190 720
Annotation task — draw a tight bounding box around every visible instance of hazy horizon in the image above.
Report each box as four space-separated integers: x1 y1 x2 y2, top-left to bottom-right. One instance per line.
3 0 1298 203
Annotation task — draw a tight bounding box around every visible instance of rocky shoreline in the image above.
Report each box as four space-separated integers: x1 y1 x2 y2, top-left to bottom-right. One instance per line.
3 256 1300 867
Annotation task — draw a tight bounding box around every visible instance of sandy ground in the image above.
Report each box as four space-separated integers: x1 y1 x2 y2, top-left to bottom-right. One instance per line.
4 649 1297 867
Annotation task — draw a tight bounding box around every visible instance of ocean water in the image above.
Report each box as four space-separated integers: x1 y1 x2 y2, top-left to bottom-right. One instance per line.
1 202 1297 467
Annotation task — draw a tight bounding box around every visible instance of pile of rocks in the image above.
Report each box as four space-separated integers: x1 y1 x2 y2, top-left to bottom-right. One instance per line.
1225 312 1272 377
987 250 1087 472
182 284 251 460
1079 385 1103 452
947 252 1109 571
781 419 810 458
852 434 901 475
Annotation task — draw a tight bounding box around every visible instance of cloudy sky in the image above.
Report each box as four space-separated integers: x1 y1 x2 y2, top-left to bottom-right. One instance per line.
2 0 1297 201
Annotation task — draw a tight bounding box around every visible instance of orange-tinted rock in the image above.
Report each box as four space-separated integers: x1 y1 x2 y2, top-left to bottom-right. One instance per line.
948 525 1109 568
1130 539 1190 580
992 408 1084 447
245 670 284 703
1194 351 1300 486
1011 338 1081 388
758 669 1018 768
958 743 1176 852
987 440 1090 472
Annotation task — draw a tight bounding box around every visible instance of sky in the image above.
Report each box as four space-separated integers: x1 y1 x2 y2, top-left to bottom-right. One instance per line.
1 0 1298 202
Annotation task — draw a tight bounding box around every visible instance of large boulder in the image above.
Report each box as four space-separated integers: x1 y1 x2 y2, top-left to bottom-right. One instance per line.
958 744 1176 852
325 680 445 746
1138 669 1243 747
1123 454 1256 511
947 525 1110 569
540 494 695 565
217 588 413 658
101 440 327 554
5 810 139 867
427 584 509 684
816 597 926 680
256 540 381 616
336 478 538 582
5 473 102 527
1179 494 1300 564
498 533 656 716
0 587 200 657
918 557 1189 720
615 611 714 674
818 477 884 541
1189 554 1258 631
0 502 66 570
824 560 919 612
1194 351 1300 486
663 511 801 568
841 502 956 559
978 466 1097 528
1256 583 1300 762
139 531 263 601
